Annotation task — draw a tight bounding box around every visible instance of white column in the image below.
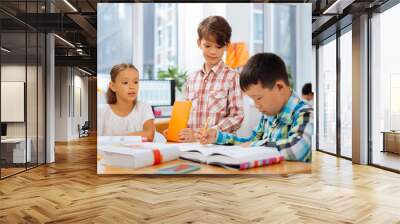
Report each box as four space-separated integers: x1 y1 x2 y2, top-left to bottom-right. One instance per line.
46 33 55 163
352 14 369 164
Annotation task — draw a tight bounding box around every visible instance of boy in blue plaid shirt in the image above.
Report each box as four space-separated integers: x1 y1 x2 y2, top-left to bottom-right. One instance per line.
199 53 313 162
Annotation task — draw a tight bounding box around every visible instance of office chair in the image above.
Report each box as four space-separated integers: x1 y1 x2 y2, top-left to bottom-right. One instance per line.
79 121 90 138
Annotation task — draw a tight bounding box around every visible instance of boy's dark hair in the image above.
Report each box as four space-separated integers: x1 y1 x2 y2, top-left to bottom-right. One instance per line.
240 53 289 91
197 16 231 47
302 83 313 95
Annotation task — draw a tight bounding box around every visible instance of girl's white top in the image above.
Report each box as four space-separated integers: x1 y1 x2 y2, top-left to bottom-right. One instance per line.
98 101 154 136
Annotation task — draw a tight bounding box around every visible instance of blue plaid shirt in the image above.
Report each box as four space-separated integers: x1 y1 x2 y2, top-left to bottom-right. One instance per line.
215 92 313 162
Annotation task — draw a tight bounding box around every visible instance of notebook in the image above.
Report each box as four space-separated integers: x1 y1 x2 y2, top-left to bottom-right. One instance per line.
179 145 284 170
166 101 192 142
156 163 201 174
99 143 180 169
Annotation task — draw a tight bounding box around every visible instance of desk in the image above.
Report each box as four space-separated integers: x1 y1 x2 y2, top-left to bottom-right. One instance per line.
1 138 31 163
382 131 400 154
97 157 311 175
97 136 311 175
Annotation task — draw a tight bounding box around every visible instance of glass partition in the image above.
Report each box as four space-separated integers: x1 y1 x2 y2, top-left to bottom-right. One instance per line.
317 36 337 155
371 3 400 171
0 1 46 179
339 29 352 158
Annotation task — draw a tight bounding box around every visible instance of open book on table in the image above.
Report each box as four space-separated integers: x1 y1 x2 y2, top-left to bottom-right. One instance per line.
177 144 285 170
98 143 180 169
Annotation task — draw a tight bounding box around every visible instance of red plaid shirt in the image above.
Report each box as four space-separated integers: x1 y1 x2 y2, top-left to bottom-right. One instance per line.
183 60 244 133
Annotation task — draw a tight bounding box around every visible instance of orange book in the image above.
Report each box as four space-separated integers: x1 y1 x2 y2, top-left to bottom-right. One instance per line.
167 101 192 142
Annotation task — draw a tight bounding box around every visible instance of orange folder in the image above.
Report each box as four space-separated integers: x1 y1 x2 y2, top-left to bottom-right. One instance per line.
226 42 249 69
167 101 192 142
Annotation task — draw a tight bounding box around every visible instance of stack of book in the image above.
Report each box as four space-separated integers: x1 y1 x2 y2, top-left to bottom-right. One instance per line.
99 142 180 169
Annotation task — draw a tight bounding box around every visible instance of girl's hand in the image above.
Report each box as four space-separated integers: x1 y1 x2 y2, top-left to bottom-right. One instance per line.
198 128 217 145
163 129 168 137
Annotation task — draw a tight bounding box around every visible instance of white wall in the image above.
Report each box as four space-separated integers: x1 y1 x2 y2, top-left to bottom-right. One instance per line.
55 67 89 141
178 3 205 74
1 65 25 81
55 67 69 141
177 3 253 74
129 3 312 85
1 65 31 137
1 64 46 163
132 4 144 75
226 4 252 45
72 73 89 137
295 4 313 95
263 4 313 94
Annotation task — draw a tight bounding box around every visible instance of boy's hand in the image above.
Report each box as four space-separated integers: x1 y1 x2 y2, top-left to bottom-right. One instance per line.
163 129 168 137
198 128 218 145
178 128 197 142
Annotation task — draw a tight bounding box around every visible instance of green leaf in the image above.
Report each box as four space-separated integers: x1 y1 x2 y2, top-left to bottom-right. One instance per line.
157 66 188 92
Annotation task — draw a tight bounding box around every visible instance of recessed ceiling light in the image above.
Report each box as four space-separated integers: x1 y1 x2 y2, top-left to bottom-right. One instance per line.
54 34 75 48
1 47 11 53
78 67 92 76
323 0 354 15
63 0 78 12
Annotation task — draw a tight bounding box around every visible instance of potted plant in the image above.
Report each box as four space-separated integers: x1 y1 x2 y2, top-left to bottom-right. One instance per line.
157 66 188 96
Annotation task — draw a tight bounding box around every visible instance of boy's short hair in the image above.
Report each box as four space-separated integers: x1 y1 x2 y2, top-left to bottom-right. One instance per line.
240 53 290 91
197 16 231 47
302 83 313 95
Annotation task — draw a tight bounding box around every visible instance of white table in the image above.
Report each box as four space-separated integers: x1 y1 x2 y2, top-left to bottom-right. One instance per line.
1 138 31 163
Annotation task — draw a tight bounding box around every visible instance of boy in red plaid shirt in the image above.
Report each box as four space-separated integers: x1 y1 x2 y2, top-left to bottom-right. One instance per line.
174 16 244 142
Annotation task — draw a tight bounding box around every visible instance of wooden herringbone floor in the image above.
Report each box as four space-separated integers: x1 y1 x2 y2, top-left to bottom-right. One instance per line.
1 135 400 224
